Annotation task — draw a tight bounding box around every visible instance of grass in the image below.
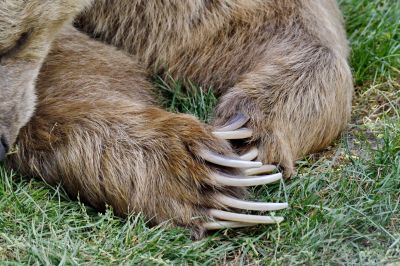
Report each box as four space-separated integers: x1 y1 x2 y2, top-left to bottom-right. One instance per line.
0 0 399 264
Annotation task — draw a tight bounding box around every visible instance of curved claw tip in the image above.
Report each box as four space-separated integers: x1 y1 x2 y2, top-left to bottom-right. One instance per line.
239 147 259 161
244 165 278 176
215 114 249 132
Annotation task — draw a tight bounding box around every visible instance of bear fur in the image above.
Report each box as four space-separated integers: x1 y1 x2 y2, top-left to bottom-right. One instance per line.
0 0 353 236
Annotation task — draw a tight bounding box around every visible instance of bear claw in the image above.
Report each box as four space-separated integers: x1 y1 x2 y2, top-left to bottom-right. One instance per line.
199 116 287 231
240 147 259 161
244 165 278 176
213 127 253 140
216 194 288 211
213 172 282 187
203 221 255 230
214 114 250 132
199 149 262 168
208 209 284 224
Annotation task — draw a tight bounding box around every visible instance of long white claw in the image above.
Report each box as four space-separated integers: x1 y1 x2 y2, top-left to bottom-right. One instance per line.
213 172 282 187
203 221 255 230
199 150 262 168
209 209 284 224
217 195 288 211
244 165 277 176
213 128 253 140
215 114 249 132
239 147 259 161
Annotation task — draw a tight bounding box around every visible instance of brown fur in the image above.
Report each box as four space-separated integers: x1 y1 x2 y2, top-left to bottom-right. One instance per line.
1 0 353 234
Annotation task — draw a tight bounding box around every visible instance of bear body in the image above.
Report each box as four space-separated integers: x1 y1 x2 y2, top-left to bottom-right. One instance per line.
0 0 352 235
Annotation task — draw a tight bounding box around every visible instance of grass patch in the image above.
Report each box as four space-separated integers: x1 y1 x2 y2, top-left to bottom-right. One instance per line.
155 75 218 123
0 0 399 264
342 0 399 85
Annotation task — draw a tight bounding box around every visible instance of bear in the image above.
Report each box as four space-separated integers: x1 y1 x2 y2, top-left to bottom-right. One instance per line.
0 0 352 237
7 26 288 239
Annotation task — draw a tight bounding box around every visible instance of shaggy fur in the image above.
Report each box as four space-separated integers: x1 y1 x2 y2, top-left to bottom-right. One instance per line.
1 0 353 234
77 0 353 175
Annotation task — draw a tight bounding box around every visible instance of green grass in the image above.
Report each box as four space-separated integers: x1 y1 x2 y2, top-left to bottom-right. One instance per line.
0 0 399 264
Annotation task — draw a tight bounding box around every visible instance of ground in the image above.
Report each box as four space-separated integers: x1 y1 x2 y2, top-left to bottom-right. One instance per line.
0 0 399 264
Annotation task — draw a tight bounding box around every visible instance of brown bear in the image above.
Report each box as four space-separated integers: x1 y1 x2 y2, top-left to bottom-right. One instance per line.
0 0 352 237
8 26 287 239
